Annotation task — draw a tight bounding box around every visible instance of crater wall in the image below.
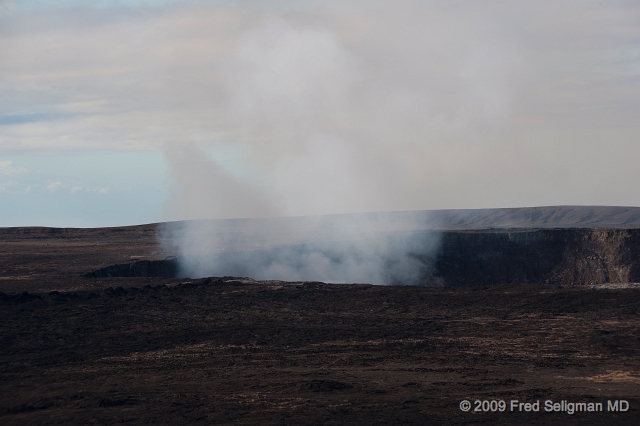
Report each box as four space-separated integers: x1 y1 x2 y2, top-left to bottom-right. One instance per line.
85 228 640 286
434 228 640 286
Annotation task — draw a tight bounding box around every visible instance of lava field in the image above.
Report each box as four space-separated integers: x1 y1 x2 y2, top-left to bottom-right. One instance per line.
1 216 639 425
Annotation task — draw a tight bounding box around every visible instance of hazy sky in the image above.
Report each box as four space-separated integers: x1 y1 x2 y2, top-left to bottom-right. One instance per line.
1 0 639 226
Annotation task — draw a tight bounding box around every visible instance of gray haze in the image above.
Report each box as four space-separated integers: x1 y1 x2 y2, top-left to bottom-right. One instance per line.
156 2 640 220
160 205 640 283
159 212 443 285
2 1 639 212
3 1 639 281
152 1 640 283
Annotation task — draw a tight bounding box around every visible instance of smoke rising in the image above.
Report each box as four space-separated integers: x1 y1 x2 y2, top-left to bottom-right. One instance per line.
3 1 639 208
163 141 277 220
159 7 515 283
160 12 459 284
163 8 521 221
156 2 640 283
159 212 442 285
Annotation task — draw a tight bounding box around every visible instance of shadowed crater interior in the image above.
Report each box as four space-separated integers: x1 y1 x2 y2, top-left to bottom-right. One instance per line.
84 259 178 278
83 228 640 286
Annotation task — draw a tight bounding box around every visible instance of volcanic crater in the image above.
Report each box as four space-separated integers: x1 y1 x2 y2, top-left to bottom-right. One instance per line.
1 206 640 425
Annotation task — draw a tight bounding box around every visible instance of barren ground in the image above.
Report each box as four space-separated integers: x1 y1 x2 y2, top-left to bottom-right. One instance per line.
1 225 639 425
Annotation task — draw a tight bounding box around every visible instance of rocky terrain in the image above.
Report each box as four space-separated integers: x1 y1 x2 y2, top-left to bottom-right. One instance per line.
1 278 639 425
86 228 640 287
435 228 640 286
1 206 639 425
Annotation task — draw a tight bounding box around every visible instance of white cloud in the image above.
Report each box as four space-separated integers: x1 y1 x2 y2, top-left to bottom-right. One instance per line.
2 2 637 153
0 0 15 11
2 1 640 214
46 181 63 192
45 181 110 194
0 180 16 192
90 187 110 194
0 160 27 176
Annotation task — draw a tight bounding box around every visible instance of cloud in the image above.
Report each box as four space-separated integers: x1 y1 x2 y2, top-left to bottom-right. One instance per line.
0 160 27 176
85 186 110 194
2 2 638 151
1 1 640 212
162 141 276 220
0 112 78 126
0 180 16 192
46 181 63 192
45 181 109 193
0 0 14 13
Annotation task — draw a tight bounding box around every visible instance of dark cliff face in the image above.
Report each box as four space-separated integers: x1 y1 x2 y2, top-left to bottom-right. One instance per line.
433 228 640 286
84 259 178 278
84 228 640 287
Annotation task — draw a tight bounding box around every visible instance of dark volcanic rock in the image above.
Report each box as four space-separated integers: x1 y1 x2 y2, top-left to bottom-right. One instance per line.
301 380 353 392
434 228 640 286
1 213 640 425
1 281 639 425
84 259 178 278
84 228 640 287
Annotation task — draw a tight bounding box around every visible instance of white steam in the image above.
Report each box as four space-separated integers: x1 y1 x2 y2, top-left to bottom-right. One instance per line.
160 11 510 284
163 141 276 220
160 211 442 285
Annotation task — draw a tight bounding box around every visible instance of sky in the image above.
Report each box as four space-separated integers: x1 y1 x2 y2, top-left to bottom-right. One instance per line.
1 0 639 227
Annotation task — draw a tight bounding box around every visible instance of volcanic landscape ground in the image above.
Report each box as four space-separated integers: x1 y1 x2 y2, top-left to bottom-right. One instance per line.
1 209 640 425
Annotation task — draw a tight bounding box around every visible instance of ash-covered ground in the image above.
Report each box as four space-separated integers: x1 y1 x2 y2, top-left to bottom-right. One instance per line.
1 207 640 425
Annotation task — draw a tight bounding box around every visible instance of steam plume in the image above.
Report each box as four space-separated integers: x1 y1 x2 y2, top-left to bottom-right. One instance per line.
159 210 442 285
160 9 510 284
